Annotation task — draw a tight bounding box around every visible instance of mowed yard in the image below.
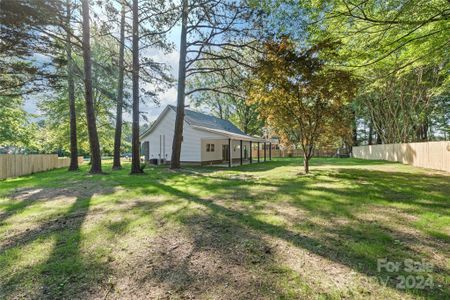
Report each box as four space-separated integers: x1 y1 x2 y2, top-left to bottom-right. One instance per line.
0 158 448 299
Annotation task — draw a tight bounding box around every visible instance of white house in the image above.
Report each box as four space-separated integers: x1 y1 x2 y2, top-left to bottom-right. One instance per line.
140 105 275 166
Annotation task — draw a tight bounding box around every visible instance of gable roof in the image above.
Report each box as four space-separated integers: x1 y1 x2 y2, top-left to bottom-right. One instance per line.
140 105 268 142
170 105 246 135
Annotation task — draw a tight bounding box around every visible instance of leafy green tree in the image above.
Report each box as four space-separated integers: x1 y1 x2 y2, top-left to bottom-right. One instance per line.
81 0 102 173
65 0 79 171
189 49 264 136
0 0 66 96
428 94 450 140
120 0 175 174
171 0 261 169
267 0 450 72
258 0 450 144
327 1 447 68
355 62 448 143
0 96 36 150
130 0 142 174
38 31 125 157
112 0 126 170
248 39 356 173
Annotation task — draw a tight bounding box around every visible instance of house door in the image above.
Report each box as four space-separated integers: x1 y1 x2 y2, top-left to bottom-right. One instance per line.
222 144 229 161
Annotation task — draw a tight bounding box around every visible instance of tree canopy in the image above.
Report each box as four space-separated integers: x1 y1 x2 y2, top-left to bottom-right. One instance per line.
248 38 356 172
0 0 448 172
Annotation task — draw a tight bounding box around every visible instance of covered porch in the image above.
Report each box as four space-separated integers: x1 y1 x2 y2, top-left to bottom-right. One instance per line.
200 134 277 167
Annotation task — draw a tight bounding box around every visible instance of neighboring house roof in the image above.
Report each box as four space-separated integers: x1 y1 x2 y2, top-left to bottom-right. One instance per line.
140 105 269 142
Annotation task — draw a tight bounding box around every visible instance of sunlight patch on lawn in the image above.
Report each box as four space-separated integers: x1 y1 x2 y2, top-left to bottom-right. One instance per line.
0 236 56 296
0 235 55 272
253 213 287 227
0 158 448 299
414 212 450 241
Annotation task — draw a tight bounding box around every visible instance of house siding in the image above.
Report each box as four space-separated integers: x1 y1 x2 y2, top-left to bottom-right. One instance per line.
141 108 225 162
201 139 251 162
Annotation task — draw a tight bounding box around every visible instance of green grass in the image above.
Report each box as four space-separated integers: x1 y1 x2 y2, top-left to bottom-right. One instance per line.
0 158 449 299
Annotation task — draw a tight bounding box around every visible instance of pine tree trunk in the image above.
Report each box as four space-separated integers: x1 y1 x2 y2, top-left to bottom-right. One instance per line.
66 0 78 171
170 0 188 170
81 0 102 173
130 0 143 174
112 0 126 170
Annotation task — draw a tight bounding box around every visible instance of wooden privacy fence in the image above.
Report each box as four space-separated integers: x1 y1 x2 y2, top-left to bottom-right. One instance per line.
251 149 337 158
352 141 450 172
0 155 84 180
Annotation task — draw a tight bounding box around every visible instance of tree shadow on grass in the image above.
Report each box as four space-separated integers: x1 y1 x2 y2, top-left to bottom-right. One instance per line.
0 184 115 299
204 157 397 172
267 167 450 221
136 211 290 298
0 188 48 224
188 158 299 174
150 175 449 299
1 159 448 298
0 183 96 226
0 167 87 196
333 168 449 216
309 157 395 166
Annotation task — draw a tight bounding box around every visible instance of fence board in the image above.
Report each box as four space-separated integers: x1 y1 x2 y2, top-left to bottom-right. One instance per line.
0 155 84 180
353 141 450 172
250 148 338 158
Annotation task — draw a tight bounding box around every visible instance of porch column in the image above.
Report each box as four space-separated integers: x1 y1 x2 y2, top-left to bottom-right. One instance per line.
228 138 232 167
269 142 272 160
264 142 266 162
249 141 252 164
240 140 243 165
257 142 260 162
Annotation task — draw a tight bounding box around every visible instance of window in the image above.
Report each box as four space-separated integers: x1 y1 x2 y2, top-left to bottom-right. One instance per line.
210 144 215 152
206 143 215 152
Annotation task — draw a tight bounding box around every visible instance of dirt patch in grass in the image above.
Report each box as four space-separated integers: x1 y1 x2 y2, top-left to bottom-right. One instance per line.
67 213 289 299
107 233 268 299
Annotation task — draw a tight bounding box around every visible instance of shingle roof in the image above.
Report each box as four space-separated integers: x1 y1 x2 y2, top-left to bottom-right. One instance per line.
169 105 246 135
141 105 270 142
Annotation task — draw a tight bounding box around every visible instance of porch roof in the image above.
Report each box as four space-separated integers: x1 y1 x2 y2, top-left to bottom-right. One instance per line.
194 125 277 143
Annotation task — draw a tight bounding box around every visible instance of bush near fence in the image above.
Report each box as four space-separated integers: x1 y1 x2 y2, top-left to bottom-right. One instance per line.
0 155 84 180
352 141 450 173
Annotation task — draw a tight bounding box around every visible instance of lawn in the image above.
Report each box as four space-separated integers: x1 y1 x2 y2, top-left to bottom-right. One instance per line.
0 158 448 299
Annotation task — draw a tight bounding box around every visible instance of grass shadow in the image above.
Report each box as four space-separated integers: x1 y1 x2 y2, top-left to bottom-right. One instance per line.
151 173 449 299
0 182 116 298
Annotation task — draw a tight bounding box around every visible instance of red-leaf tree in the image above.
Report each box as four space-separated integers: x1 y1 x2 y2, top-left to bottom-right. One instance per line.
248 38 357 173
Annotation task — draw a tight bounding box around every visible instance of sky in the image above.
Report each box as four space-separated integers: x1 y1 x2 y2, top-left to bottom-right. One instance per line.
23 0 292 125
24 23 183 125
22 1 272 125
138 25 181 123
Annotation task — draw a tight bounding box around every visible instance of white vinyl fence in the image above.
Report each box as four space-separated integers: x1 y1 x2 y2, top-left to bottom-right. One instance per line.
0 154 84 180
352 141 450 172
